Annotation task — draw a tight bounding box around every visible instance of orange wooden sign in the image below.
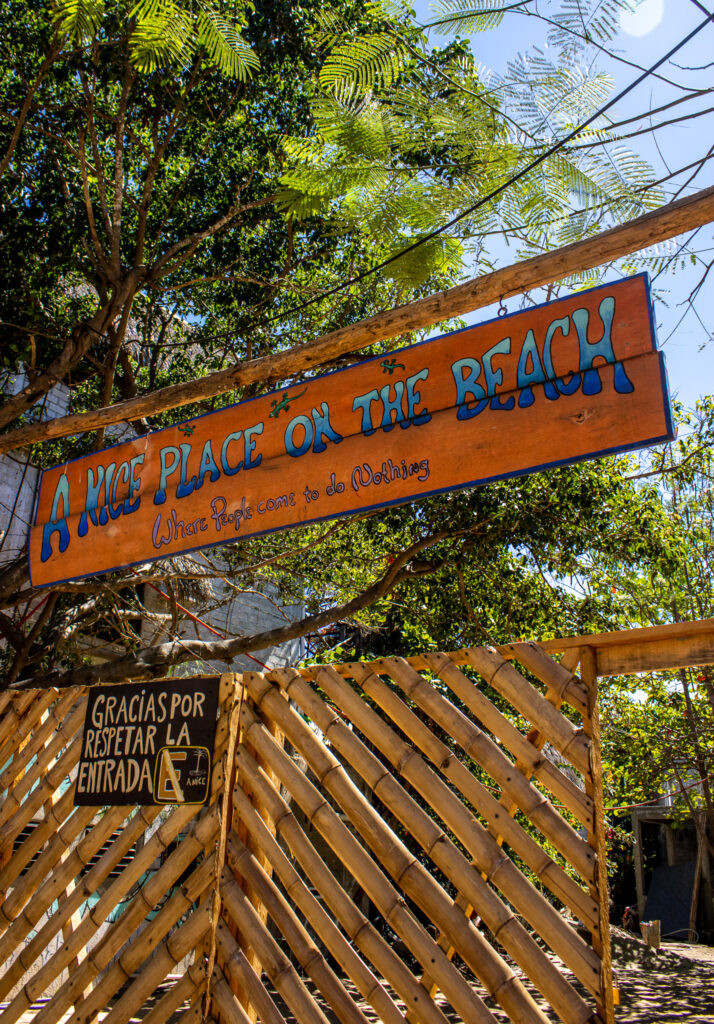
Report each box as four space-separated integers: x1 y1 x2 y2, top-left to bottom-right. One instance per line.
30 274 673 587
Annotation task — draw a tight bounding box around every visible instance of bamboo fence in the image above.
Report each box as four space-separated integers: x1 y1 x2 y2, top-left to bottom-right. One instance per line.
3 621 710 1024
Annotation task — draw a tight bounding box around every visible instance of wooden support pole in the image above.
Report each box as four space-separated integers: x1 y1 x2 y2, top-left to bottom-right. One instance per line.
222 673 275 1024
1 183 713 454
580 646 615 1024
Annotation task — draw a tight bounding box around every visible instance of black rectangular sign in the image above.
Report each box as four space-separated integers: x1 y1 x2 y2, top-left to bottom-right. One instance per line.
75 678 220 805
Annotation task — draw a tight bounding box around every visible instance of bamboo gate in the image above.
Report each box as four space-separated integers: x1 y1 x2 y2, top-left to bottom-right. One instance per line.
1 619 713 1024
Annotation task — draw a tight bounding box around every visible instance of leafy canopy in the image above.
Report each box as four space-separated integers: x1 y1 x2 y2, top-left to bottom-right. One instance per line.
51 0 259 77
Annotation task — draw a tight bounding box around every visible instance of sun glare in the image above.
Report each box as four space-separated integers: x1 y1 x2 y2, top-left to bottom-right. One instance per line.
620 0 665 37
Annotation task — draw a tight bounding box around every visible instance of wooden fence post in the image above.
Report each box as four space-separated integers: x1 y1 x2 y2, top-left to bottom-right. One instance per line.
225 672 285 1024
580 646 615 1024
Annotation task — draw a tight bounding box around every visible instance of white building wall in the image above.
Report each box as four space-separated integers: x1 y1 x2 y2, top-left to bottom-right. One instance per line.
0 373 70 570
0 453 39 569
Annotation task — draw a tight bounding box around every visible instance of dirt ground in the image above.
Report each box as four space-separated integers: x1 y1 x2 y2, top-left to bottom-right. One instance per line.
13 928 714 1023
455 926 714 1024
608 929 714 1023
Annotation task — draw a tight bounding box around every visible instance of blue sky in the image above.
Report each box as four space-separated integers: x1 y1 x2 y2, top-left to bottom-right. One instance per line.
412 0 713 409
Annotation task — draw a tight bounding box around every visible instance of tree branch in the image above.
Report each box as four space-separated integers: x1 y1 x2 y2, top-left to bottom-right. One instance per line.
111 67 135 276
80 68 112 238
0 270 141 431
9 530 447 689
0 34 62 179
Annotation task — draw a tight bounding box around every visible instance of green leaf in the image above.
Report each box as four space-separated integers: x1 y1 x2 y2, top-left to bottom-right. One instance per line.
319 33 411 96
51 0 105 41
427 0 526 35
129 0 194 72
196 4 259 80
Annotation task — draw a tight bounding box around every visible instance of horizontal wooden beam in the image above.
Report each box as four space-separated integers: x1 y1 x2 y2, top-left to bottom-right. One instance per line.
1 183 714 455
536 616 714 651
507 618 714 676
411 620 714 678
594 632 714 677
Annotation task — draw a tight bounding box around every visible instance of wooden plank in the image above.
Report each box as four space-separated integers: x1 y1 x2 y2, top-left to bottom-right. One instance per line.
3 183 713 456
31 283 670 589
535 616 714 652
593 631 714 676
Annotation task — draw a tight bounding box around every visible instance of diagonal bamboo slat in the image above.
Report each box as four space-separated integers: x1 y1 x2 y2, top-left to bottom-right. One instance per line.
0 636 630 1024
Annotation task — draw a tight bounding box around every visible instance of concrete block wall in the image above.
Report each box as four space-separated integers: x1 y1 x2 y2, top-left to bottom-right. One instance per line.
0 453 39 568
0 372 70 569
143 578 305 676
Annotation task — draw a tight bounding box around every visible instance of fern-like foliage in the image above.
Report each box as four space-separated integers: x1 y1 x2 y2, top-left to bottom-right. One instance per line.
384 235 463 287
319 33 412 96
546 0 637 51
427 0 532 35
129 0 193 72
280 0 663 292
129 0 258 77
195 5 259 80
50 0 259 78
51 0 105 41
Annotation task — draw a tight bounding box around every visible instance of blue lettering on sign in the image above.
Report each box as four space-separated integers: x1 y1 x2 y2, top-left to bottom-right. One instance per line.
352 389 379 437
454 293 633 415
37 286 646 580
574 297 634 396
542 317 573 399
285 405 342 456
78 465 108 535
353 369 432 433
78 454 145 536
311 403 343 454
155 446 180 505
516 330 547 408
155 423 264 503
41 473 71 562
452 358 488 420
221 431 243 475
243 423 263 469
196 440 220 490
482 338 515 411
285 414 313 457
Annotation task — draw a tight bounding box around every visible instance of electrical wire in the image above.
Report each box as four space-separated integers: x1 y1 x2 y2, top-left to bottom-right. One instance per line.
145 581 271 670
236 9 714 335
